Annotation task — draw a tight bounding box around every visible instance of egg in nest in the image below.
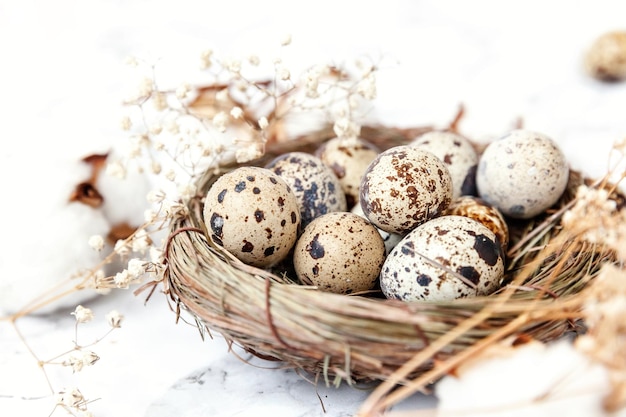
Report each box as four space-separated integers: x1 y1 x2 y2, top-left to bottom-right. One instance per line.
360 145 453 235
315 136 380 209
293 212 386 294
265 151 347 230
380 215 504 302
476 129 569 219
202 166 301 268
409 130 479 198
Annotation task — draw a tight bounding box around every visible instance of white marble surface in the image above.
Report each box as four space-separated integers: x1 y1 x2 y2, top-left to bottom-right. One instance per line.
1 1 626 416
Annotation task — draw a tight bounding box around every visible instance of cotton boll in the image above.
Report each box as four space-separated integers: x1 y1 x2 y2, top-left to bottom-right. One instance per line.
435 340 616 417
0 147 151 316
0 156 112 315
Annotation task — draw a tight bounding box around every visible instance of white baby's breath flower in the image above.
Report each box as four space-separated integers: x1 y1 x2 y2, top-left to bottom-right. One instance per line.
212 111 229 132
114 239 131 258
144 208 157 223
131 229 152 254
114 270 131 289
235 141 264 163
333 117 361 139
150 160 162 175
127 258 146 279
138 77 154 98
63 350 99 372
258 116 269 130
106 310 124 329
224 57 242 73
303 64 327 98
149 123 163 135
124 56 139 67
71 305 94 323
230 106 244 119
88 235 105 251
147 189 166 204
200 49 213 69
120 115 132 131
105 160 126 180
277 66 291 81
280 33 292 46
357 72 377 100
175 83 191 100
163 200 189 219
165 169 176 182
152 92 167 111
56 387 86 410
248 54 260 66
178 183 197 201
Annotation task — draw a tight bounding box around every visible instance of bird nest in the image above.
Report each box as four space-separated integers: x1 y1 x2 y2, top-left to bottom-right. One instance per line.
159 124 622 411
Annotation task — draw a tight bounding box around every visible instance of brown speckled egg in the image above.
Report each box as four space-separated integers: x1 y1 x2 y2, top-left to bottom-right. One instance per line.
444 195 509 252
293 212 386 294
360 145 453 235
315 137 380 209
584 30 626 82
380 215 504 302
265 152 347 230
476 129 569 219
409 130 479 198
351 202 404 255
202 166 301 268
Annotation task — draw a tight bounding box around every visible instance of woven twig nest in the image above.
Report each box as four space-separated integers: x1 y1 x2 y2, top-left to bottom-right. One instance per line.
161 125 620 389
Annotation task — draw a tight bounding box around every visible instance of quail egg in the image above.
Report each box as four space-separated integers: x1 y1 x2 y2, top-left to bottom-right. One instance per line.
202 166 301 268
351 202 403 254
360 145 453 235
265 151 347 230
315 137 380 209
444 195 509 252
476 129 569 219
584 30 626 82
409 130 479 198
293 212 386 294
380 215 504 302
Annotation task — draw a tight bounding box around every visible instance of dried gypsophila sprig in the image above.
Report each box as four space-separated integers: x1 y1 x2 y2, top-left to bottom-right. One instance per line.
114 37 382 204
9 306 125 417
576 263 626 412
561 140 626 260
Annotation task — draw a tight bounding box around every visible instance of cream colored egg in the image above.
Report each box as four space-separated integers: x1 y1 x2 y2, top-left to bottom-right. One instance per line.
360 145 453 235
351 202 404 254
202 166 301 268
380 215 504 302
476 129 569 219
315 137 380 209
409 130 479 198
293 212 386 294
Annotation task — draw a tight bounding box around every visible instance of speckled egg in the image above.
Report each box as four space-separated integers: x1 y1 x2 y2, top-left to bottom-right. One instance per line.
265 152 347 230
202 166 301 268
380 215 504 302
444 195 509 252
476 129 569 219
351 202 404 254
360 145 453 235
293 212 386 294
409 130 479 198
315 137 380 209
584 30 626 82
